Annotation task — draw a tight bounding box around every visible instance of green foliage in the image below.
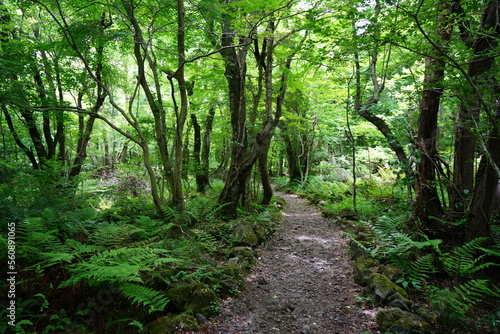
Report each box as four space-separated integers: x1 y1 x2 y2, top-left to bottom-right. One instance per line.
440 238 496 278
119 283 170 314
189 228 219 252
59 247 185 287
348 214 499 330
90 223 144 248
17 217 69 263
349 215 442 261
396 254 436 289
427 279 500 326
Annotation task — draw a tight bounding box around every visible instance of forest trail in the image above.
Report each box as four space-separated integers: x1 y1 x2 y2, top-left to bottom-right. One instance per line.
202 192 374 333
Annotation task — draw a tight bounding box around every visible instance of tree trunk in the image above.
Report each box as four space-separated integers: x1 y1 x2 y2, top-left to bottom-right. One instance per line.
192 106 215 193
259 149 273 205
413 1 456 231
1 105 39 169
191 113 203 192
217 12 295 217
200 106 215 191
452 0 500 215
217 4 251 218
414 54 446 229
279 122 303 184
352 1 414 186
69 41 107 179
467 109 500 240
170 0 189 211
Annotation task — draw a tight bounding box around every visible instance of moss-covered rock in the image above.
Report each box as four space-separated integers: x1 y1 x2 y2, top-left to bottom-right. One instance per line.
363 273 408 306
232 222 259 246
229 246 256 262
142 316 177 334
384 324 412 334
142 313 199 334
227 246 257 272
166 283 220 317
189 286 220 317
379 264 404 282
338 207 360 220
273 196 286 211
353 255 379 286
349 237 372 259
376 307 431 333
253 224 270 243
173 313 200 331
217 274 244 296
387 292 412 312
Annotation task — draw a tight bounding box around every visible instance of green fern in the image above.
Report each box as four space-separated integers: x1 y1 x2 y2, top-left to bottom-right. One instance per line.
190 228 219 252
128 236 162 248
38 252 75 268
397 253 436 290
349 215 442 259
441 238 495 277
65 239 105 255
90 223 144 248
17 217 69 262
59 247 185 288
346 231 372 254
163 205 186 224
119 283 169 314
428 279 500 319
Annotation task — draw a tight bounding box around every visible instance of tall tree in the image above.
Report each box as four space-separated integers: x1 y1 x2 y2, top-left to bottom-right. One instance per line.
413 0 456 231
217 0 302 217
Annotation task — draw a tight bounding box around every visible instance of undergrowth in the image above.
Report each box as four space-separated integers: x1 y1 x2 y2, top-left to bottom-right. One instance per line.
355 217 500 333
0 174 282 334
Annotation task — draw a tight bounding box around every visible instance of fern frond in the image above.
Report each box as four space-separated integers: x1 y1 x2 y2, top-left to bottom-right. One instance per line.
59 247 185 288
398 253 436 290
65 239 105 255
441 238 490 277
190 228 218 252
456 279 500 300
152 256 186 267
428 279 500 317
479 247 500 257
345 231 373 254
17 218 69 261
59 263 144 288
367 215 442 259
119 283 169 314
128 236 161 248
39 252 75 267
91 224 144 248
374 215 407 233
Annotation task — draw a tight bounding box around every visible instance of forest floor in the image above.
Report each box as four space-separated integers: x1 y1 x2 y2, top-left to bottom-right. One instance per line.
199 191 377 333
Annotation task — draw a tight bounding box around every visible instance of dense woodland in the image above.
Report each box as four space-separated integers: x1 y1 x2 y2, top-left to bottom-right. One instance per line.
1 0 500 333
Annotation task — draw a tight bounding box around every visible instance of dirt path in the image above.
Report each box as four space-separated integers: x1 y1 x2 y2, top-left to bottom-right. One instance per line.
203 192 374 333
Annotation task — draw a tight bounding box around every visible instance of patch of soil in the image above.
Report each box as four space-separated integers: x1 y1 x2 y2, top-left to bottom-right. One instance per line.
200 192 376 333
